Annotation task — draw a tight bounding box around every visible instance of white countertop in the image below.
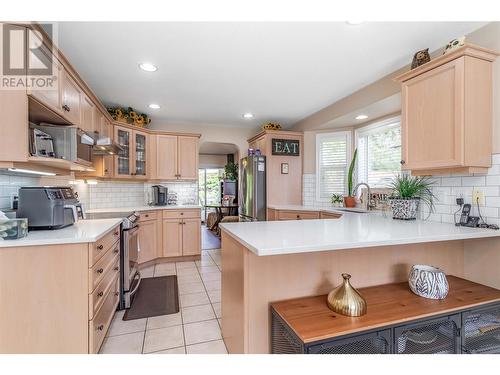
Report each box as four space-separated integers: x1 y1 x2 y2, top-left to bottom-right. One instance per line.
220 208 500 256
86 205 201 214
0 218 123 248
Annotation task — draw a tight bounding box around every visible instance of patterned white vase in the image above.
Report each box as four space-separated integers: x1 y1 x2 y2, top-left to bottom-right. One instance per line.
408 265 449 300
388 197 420 220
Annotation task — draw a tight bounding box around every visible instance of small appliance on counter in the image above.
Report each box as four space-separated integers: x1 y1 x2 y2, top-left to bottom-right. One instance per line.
152 185 168 206
17 186 85 229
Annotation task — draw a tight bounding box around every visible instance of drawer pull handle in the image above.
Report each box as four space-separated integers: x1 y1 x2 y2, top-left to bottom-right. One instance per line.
114 231 119 236
97 245 104 250
97 324 104 331
62 104 70 112
96 268 104 274
97 291 104 297
114 248 119 254
180 212 184 215
115 292 119 296
114 266 119 271
145 214 149 217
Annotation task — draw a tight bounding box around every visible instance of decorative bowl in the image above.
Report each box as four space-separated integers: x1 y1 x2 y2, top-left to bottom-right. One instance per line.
408 264 449 300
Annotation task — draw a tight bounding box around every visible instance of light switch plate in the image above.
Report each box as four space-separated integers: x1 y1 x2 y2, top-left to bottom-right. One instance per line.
473 190 484 206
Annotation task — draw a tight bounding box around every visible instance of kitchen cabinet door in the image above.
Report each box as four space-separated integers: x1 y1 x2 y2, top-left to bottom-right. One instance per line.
133 131 148 178
114 126 132 177
61 69 82 126
178 136 198 180
138 219 158 264
156 135 178 180
162 219 183 257
182 218 201 256
81 95 96 134
401 57 465 171
28 31 63 115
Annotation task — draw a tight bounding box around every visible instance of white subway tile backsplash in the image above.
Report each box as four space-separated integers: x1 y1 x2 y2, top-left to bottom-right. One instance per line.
461 176 485 187
302 153 500 226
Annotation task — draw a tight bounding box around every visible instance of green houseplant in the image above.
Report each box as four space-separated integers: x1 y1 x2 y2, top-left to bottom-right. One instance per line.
343 148 358 208
331 193 344 207
224 161 238 181
387 174 436 220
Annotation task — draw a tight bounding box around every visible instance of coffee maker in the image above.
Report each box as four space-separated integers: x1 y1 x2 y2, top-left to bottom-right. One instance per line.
152 185 168 206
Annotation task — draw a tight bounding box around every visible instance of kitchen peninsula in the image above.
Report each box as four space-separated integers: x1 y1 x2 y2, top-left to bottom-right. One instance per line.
219 211 500 353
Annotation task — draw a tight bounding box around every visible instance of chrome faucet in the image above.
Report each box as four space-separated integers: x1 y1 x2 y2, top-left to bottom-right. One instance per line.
353 182 374 211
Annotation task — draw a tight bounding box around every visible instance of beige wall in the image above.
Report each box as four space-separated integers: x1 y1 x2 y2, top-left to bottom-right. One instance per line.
296 22 500 174
199 154 229 169
149 122 255 161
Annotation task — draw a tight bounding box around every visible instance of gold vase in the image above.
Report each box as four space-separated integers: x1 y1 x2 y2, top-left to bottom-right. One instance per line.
327 273 367 317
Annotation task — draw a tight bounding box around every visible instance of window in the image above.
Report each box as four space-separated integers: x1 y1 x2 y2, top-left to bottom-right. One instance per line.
355 117 401 188
316 131 352 200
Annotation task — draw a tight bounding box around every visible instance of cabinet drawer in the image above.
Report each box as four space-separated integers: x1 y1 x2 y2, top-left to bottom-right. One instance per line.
163 209 200 219
89 275 119 354
90 226 120 267
138 211 158 222
88 257 120 320
320 212 342 219
89 243 120 293
277 210 320 221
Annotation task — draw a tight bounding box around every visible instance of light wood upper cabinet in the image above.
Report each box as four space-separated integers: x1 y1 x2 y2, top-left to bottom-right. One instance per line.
395 45 499 175
81 94 96 134
61 69 82 126
154 134 198 181
156 135 178 180
178 136 199 180
162 219 183 257
113 125 149 179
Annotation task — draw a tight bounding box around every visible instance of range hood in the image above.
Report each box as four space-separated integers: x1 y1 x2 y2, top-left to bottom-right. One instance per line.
92 133 123 155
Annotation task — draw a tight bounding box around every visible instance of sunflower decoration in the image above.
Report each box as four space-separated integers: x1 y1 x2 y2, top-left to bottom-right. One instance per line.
261 121 282 131
107 107 151 128
107 107 129 123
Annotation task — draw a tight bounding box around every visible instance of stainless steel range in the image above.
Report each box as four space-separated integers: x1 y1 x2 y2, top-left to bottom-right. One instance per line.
86 211 141 309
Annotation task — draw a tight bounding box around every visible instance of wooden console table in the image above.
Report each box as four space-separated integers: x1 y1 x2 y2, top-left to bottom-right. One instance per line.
271 276 500 354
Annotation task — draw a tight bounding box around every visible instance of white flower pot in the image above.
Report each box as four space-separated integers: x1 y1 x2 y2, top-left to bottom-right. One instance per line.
388 197 420 220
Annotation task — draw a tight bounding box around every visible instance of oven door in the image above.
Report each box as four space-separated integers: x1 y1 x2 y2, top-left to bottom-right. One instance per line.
122 225 141 308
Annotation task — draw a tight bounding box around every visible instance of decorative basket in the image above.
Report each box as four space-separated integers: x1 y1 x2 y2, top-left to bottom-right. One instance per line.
408 264 449 300
388 197 420 220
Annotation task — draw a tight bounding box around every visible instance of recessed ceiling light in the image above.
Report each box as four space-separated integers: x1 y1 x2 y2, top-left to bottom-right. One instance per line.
355 114 368 120
346 21 365 25
139 62 158 72
243 113 254 119
148 104 160 109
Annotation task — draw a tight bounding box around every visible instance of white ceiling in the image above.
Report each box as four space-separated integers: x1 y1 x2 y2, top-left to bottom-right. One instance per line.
54 22 486 129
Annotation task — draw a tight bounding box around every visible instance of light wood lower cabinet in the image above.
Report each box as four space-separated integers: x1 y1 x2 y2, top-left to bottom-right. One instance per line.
138 209 201 264
0 224 121 354
138 215 160 264
267 208 342 221
162 219 183 257
182 218 202 255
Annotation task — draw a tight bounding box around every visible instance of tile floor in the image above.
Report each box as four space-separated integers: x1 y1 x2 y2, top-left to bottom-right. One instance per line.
100 248 226 354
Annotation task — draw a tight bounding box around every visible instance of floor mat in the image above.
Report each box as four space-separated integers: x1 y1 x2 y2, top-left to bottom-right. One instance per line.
123 275 179 320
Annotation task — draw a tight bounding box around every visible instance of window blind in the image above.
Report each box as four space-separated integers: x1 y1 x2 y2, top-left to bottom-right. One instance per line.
356 119 401 188
316 132 351 200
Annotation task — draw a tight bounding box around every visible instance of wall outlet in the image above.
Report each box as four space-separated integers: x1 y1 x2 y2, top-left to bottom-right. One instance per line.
473 189 485 206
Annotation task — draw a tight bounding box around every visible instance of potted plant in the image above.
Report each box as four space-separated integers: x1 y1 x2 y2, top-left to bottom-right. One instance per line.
331 193 344 208
224 161 238 181
343 149 358 208
387 174 436 220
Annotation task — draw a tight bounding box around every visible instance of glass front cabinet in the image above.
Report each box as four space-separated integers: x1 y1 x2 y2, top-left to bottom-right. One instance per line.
114 125 148 178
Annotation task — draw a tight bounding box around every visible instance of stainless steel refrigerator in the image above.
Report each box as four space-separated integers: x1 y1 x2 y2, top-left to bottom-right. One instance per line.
239 155 266 221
